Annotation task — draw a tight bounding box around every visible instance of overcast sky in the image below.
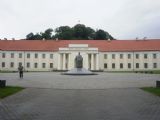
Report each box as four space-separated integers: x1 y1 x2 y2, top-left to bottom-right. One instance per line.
0 0 160 40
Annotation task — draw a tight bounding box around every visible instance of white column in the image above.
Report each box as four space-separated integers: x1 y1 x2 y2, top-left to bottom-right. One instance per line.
68 53 70 70
57 53 61 70
91 53 94 70
62 53 66 70
86 54 89 69
96 53 99 70
66 53 68 70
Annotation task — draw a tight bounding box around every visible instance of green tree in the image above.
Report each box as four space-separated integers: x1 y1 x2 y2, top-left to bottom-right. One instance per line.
34 33 43 40
41 28 53 39
72 24 95 40
85 27 95 39
54 26 73 40
108 34 115 40
26 32 35 40
95 29 107 40
25 24 115 40
94 29 114 40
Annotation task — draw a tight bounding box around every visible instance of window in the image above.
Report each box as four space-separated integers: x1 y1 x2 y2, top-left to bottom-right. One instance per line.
50 54 53 59
104 63 107 68
120 63 123 69
112 63 115 69
42 54 45 59
136 63 139 68
10 62 14 68
50 63 53 68
144 63 148 68
2 62 5 68
104 54 107 59
19 53 22 58
27 53 30 58
112 54 115 59
153 54 157 59
34 63 38 68
2 53 5 58
42 63 46 68
18 62 22 66
128 54 131 59
128 63 131 69
35 53 38 58
27 63 30 68
153 63 157 68
11 53 14 58
144 54 148 59
136 54 139 59
120 54 123 59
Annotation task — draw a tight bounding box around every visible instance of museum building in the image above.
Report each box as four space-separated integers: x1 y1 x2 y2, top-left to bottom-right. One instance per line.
0 39 160 71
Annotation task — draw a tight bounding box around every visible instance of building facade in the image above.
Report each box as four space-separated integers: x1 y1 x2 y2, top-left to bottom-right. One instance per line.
0 39 160 71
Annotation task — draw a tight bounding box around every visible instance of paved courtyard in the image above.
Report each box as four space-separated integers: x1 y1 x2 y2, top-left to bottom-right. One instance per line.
0 88 160 120
0 72 160 120
0 72 160 89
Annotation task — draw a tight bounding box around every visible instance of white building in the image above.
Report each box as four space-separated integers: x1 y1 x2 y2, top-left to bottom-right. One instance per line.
0 39 160 71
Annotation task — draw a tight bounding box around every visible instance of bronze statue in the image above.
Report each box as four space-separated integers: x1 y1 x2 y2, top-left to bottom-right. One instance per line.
75 52 83 68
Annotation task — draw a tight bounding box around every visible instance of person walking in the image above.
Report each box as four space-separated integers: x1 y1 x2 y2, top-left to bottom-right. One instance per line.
18 64 24 78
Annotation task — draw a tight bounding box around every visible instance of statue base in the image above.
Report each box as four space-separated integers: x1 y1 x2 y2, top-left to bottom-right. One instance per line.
62 68 97 75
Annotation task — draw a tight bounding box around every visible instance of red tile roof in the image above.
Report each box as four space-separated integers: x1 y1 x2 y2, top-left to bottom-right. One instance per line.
0 39 160 52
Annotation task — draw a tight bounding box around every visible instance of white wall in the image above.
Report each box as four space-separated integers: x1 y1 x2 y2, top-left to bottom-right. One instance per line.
101 51 160 71
0 50 160 71
0 51 55 71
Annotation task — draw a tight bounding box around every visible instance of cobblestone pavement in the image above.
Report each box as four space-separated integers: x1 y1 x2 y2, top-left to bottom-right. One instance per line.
0 72 160 89
0 88 160 120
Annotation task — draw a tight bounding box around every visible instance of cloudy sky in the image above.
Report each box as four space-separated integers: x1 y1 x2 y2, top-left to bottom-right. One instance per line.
0 0 160 40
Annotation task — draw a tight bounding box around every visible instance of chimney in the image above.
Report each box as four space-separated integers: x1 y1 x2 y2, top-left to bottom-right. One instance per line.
143 37 147 40
107 38 111 42
55 38 59 41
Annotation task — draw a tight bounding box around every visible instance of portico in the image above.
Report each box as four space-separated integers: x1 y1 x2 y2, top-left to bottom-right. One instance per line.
57 44 99 70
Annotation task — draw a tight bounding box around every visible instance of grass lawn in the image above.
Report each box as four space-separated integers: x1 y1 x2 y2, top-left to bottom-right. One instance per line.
0 71 17 73
0 86 24 99
141 87 160 96
152 70 160 74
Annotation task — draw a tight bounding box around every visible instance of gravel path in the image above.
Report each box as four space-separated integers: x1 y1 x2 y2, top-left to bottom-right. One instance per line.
0 72 159 89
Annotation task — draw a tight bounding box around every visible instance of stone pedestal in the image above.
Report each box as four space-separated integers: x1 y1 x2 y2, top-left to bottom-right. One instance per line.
62 68 97 75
